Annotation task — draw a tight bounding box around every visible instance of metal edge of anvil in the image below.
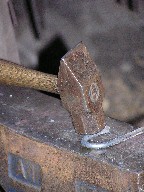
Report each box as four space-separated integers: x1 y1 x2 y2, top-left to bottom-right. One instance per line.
0 85 144 191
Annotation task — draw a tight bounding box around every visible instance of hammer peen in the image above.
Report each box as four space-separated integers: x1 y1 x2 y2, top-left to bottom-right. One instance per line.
0 42 105 134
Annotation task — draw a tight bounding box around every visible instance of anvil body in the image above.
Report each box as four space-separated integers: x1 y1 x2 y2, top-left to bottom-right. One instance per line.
0 86 144 192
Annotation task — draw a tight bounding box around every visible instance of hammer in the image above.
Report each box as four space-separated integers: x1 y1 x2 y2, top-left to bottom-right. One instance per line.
0 42 105 134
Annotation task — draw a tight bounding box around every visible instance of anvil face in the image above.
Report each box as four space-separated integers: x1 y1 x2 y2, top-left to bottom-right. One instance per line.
0 85 144 192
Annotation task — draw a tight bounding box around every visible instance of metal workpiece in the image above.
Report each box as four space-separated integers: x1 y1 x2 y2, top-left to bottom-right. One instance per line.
81 126 144 149
58 42 105 134
0 85 144 192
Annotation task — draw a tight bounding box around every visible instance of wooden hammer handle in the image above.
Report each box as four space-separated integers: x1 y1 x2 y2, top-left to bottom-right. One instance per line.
0 59 58 94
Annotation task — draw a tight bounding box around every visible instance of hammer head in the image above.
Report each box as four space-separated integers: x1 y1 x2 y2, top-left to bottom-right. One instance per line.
58 42 105 134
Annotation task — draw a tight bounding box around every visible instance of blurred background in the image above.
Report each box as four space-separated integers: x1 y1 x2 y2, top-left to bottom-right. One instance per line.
1 0 144 124
1 0 144 122
11 0 144 126
0 0 144 191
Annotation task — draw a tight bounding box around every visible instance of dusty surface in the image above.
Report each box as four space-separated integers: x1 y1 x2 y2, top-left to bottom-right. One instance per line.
0 85 143 171
0 85 143 191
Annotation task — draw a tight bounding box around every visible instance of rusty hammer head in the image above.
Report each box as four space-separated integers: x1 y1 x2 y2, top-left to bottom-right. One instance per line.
0 42 105 135
58 42 105 134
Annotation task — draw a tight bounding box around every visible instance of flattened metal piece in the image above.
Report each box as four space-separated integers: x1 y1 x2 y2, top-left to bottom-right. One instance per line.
58 42 105 134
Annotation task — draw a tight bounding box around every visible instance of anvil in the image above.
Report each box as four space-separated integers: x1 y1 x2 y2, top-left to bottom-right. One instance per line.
0 43 144 192
0 85 144 192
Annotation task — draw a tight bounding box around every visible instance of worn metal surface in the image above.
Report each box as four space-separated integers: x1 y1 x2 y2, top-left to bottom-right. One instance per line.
0 43 104 135
58 42 105 134
0 85 143 192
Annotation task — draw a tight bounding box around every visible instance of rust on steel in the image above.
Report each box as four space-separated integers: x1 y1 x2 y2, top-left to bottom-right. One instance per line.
0 86 143 192
58 42 105 134
0 42 105 135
